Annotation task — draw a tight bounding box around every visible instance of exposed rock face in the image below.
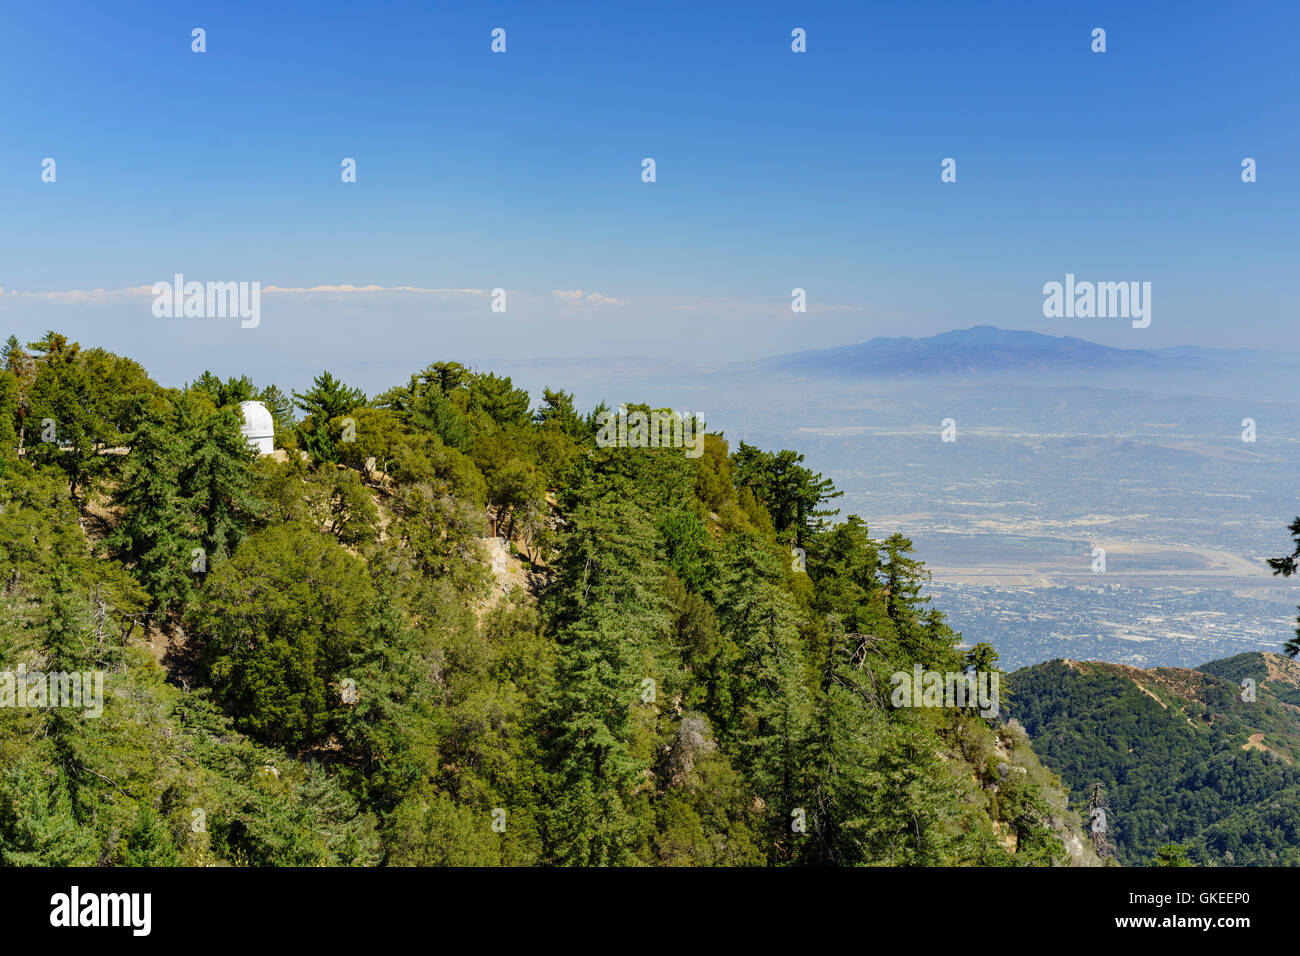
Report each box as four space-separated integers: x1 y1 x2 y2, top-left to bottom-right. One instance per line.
665 714 716 787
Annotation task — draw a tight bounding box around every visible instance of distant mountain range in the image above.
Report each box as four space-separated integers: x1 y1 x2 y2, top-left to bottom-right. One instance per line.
750 325 1292 380
499 325 1297 402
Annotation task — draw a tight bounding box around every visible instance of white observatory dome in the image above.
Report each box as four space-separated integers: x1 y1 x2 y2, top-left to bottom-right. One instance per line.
238 400 275 455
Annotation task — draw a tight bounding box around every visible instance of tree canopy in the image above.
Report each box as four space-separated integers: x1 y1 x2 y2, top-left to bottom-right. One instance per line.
0 330 1100 868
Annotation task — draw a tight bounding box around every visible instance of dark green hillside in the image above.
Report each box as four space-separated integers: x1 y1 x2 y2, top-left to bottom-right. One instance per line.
1005 655 1300 865
1201 651 1300 709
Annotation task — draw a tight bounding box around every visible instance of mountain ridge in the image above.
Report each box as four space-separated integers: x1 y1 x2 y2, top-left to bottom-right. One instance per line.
1005 651 1300 864
748 325 1294 380
755 325 1173 378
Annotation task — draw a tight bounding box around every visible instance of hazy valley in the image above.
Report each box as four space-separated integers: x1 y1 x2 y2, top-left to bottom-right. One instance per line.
501 327 1300 670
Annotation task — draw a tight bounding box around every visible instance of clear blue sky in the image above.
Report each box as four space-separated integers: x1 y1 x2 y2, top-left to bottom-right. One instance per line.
0 0 1295 389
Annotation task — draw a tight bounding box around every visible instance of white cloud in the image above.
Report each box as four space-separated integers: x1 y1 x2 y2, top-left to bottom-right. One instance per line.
0 286 156 303
261 285 486 295
0 283 488 304
551 289 624 306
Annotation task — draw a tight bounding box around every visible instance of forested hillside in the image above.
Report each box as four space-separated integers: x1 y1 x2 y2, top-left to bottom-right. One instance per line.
1005 654 1300 866
0 331 1096 866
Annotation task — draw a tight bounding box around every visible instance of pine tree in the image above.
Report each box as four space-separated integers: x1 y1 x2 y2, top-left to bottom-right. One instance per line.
0 760 98 866
25 334 109 498
534 388 586 438
121 805 180 866
189 371 255 408
178 407 263 562
1267 516 1300 657
881 533 929 632
0 369 18 463
1 336 34 452
712 539 812 860
731 443 841 545
42 569 96 789
797 620 885 865
257 384 296 445
189 524 376 749
293 371 365 463
110 420 198 611
543 451 686 864
467 372 531 428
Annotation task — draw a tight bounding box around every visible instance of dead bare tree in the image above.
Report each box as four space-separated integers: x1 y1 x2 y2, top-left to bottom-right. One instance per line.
1088 782 1111 859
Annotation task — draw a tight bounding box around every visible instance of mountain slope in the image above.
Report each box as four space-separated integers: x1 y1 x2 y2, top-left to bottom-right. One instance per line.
1005 653 1300 865
0 331 1100 867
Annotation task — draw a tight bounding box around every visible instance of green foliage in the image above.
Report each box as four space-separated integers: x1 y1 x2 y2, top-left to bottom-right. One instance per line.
294 371 366 464
0 760 98 865
1268 515 1300 657
257 384 297 448
178 406 265 561
0 330 1102 869
108 420 198 611
0 369 19 465
467 372 531 428
189 524 376 749
121 805 180 866
1153 843 1193 866
189 371 255 408
384 791 509 865
25 337 156 498
332 406 404 475
1006 658 1300 865
535 388 586 438
731 442 842 545
307 467 380 546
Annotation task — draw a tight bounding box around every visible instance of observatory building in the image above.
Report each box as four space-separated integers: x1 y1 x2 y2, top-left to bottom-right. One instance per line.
238 400 275 455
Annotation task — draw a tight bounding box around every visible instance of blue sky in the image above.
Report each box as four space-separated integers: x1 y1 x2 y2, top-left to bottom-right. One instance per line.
0 0 1296 390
